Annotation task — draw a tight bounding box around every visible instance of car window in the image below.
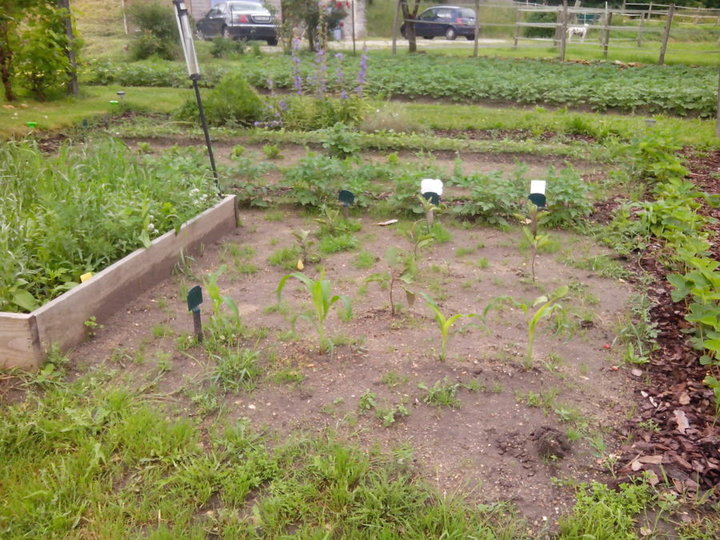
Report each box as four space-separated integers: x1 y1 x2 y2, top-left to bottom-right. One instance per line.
228 2 263 11
208 7 222 17
419 9 436 21
460 9 475 18
436 9 453 20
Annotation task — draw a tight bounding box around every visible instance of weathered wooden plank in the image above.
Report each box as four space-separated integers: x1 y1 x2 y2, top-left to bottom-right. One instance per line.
0 314 41 370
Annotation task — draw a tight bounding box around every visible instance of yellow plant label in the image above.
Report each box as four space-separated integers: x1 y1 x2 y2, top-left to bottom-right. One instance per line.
80 272 93 283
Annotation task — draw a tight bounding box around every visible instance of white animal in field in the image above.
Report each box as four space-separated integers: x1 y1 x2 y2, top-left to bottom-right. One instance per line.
566 23 589 42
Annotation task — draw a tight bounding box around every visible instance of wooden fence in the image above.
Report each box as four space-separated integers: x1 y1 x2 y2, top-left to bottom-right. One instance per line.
391 1 719 65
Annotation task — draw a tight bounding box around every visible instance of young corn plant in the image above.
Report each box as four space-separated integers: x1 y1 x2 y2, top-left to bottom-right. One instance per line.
203 265 239 318
420 292 475 361
484 285 569 369
527 286 569 367
276 272 351 351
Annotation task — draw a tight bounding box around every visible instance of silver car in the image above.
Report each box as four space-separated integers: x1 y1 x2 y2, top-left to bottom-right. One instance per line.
196 1 278 45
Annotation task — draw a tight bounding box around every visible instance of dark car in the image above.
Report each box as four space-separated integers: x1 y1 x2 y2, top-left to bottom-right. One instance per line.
401 6 476 41
196 1 278 45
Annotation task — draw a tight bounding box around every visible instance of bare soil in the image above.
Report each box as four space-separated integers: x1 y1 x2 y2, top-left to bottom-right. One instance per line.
67 206 636 528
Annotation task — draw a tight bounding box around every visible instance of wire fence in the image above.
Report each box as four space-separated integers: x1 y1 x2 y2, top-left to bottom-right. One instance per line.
390 1 720 64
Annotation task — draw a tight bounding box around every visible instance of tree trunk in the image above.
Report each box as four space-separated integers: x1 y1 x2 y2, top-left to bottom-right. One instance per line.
0 21 15 101
57 0 78 96
400 0 420 54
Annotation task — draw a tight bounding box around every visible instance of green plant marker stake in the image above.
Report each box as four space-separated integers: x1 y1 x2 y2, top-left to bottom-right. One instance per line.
26 121 37 128
187 285 204 343
109 100 119 105
338 189 354 219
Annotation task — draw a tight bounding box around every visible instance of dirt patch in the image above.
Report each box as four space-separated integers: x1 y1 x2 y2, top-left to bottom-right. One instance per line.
55 205 637 527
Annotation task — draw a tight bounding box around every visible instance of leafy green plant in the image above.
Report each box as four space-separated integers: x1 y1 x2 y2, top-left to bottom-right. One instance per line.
366 248 416 316
420 293 475 361
376 403 409 427
527 286 569 368
128 1 178 60
201 72 264 127
210 36 246 58
358 391 377 412
419 378 460 408
516 202 550 283
276 272 351 350
211 348 260 392
0 139 216 312
203 265 239 318
262 144 283 159
321 122 361 159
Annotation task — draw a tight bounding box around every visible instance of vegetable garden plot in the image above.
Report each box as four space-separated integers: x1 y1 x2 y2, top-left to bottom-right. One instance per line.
64 207 639 528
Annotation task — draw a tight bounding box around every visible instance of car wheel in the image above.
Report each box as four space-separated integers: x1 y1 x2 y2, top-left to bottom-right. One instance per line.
465 34 475 41
266 38 278 46
445 27 457 40
222 26 231 39
424 36 433 40
400 24 407 39
196 28 206 41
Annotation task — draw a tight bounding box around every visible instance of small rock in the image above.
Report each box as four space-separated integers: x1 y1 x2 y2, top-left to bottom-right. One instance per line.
631 368 643 377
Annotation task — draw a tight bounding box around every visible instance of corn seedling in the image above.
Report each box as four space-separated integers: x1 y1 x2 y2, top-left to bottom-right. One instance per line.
527 286 569 368
484 286 568 369
276 272 351 351
515 202 550 283
420 293 475 361
203 265 240 318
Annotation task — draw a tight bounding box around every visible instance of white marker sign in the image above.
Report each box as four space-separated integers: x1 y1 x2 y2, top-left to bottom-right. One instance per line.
420 178 443 196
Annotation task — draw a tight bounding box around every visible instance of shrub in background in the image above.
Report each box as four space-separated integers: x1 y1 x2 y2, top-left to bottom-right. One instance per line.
210 37 246 58
204 72 264 127
128 2 178 60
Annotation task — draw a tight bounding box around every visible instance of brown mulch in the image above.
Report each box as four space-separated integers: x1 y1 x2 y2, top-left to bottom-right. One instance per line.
616 150 720 497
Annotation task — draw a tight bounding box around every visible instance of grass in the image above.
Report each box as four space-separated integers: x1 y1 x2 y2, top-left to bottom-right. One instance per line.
0 86 191 139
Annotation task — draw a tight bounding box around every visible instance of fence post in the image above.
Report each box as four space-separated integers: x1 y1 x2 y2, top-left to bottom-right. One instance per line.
603 11 613 58
637 11 645 47
391 0 401 55
658 3 674 65
559 0 569 61
648 2 654 20
473 0 480 57
513 6 521 49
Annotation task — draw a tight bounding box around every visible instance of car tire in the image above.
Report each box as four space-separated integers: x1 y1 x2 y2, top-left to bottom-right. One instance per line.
196 28 206 41
222 26 231 39
424 36 433 40
445 27 457 40
266 38 278 46
400 24 407 39
466 34 475 41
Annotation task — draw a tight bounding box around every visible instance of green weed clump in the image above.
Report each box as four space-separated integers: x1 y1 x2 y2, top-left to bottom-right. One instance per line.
0 139 217 312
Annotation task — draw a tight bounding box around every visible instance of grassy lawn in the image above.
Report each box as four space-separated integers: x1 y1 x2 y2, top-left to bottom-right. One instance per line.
0 86 191 138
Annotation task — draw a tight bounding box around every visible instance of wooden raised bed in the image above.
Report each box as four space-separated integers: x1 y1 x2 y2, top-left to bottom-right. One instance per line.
0 195 238 371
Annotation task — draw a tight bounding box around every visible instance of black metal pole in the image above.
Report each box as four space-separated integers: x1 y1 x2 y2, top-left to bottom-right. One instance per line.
191 74 220 194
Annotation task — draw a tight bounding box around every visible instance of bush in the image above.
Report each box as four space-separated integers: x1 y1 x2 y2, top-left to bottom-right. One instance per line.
128 2 178 60
524 12 556 39
210 37 246 58
200 72 264 127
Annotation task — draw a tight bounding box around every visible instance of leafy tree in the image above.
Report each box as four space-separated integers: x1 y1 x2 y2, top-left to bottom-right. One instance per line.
128 1 178 60
0 0 76 101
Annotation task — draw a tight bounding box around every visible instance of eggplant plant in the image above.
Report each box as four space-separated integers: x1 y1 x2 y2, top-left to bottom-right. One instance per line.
515 202 550 283
366 248 416 316
276 272 351 351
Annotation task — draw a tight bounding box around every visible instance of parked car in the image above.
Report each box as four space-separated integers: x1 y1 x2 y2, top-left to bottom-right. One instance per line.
196 1 278 46
401 5 476 41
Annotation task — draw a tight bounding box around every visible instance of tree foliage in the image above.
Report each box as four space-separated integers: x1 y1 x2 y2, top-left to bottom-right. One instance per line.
0 0 78 101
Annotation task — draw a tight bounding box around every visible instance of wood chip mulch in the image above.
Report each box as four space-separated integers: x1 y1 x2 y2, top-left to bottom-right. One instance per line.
615 150 720 497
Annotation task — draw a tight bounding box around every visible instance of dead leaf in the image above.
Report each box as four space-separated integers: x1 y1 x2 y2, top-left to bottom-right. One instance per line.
631 460 643 471
678 392 690 405
638 455 664 464
674 409 690 434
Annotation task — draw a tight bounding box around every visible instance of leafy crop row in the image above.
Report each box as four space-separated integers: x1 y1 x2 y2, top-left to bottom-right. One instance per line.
83 54 717 117
0 139 217 312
